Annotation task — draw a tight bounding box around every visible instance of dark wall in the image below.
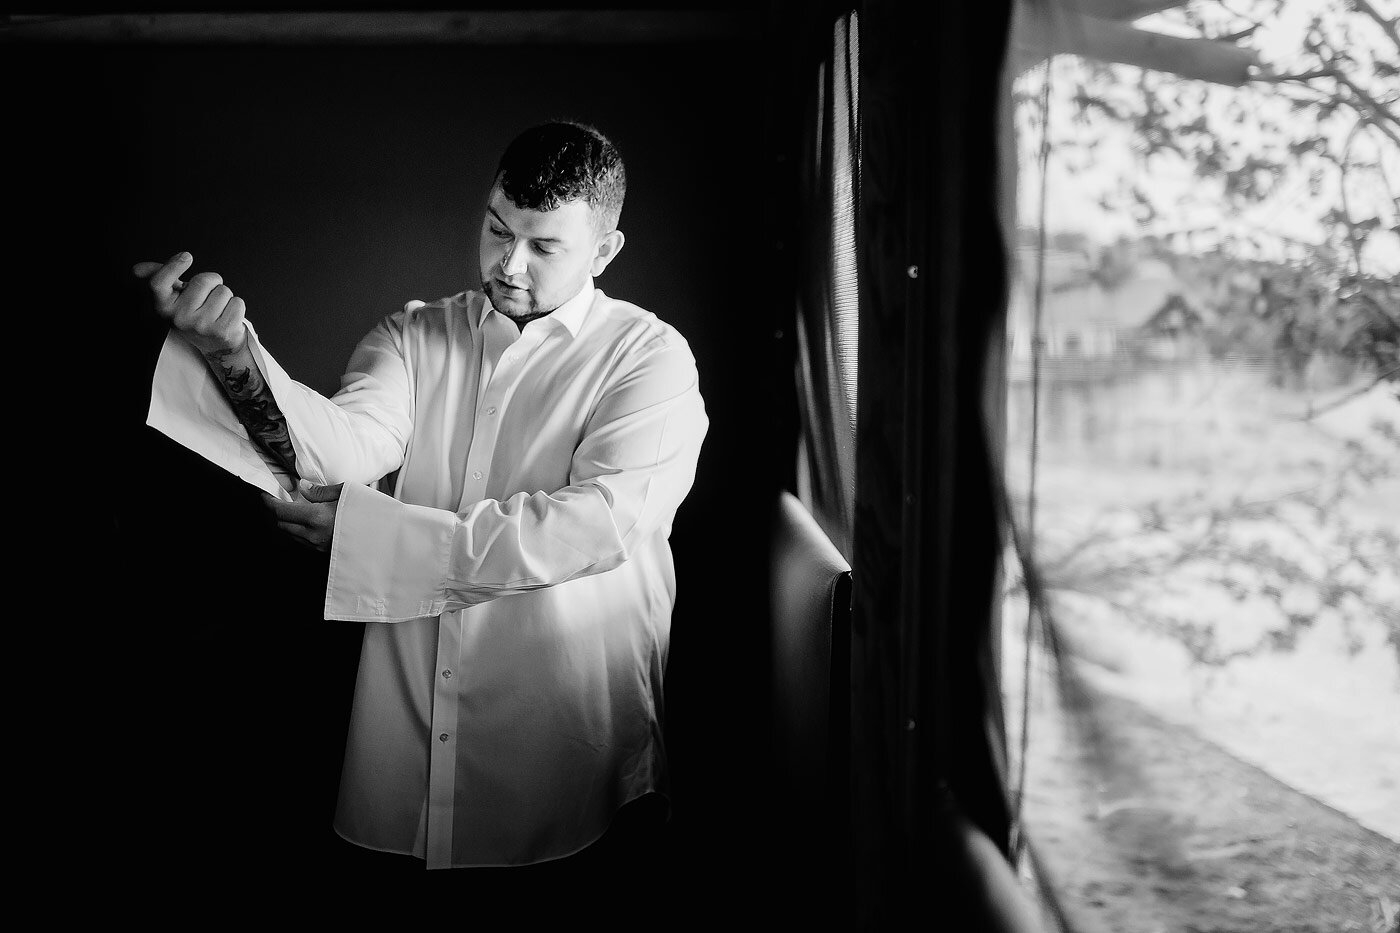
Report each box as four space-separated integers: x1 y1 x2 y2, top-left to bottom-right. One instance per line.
111 44 761 395
15 36 785 890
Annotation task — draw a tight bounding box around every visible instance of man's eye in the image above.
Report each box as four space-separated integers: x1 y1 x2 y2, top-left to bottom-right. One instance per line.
534 244 558 256
489 226 509 239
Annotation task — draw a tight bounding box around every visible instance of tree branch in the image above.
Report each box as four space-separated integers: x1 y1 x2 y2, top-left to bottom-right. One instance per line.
1013 3 1260 84
1359 291 1400 336
1364 123 1400 218
1068 0 1190 20
1339 122 1368 276
1042 525 1120 575
1308 36 1400 138
1293 362 1400 420
1067 17 1260 84
1253 49 1400 149
1329 68 1400 147
1351 0 1400 54
1251 68 1336 83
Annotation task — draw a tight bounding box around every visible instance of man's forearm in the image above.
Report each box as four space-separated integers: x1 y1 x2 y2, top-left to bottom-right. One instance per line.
203 342 300 480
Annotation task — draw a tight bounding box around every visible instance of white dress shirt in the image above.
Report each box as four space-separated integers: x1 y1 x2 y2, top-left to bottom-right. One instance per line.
149 279 708 868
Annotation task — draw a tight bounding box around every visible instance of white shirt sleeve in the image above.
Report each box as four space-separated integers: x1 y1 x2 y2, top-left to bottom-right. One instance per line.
147 330 298 500
148 314 414 498
324 342 708 622
245 316 412 488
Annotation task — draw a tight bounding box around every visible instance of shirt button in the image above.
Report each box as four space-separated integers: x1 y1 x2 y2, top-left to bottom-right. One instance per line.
486 406 497 416
439 733 450 743
442 669 453 679
472 470 482 480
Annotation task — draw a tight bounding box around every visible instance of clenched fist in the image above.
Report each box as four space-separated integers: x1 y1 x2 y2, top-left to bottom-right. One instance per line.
263 482 344 552
132 251 248 356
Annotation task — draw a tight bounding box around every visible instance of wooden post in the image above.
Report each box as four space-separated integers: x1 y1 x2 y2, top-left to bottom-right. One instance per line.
0 11 744 44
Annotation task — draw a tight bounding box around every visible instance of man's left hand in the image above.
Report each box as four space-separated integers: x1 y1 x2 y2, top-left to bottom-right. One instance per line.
263 483 344 551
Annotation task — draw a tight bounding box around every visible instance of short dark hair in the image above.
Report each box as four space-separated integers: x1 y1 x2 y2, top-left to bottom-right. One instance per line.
495 121 626 233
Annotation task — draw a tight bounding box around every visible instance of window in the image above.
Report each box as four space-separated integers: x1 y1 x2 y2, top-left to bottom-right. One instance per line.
1002 2 1400 929
795 10 861 557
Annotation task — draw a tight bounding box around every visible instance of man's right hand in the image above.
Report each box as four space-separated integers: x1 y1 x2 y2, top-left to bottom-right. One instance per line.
132 251 248 357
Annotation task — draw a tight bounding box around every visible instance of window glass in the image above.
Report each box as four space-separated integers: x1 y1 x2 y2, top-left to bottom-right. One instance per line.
1001 2 1400 928
832 9 860 434
795 10 861 556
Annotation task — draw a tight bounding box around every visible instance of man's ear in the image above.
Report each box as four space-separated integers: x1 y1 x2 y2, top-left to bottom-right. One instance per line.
590 229 625 277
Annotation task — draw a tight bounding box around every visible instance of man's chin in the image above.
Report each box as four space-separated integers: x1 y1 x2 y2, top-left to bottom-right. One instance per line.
484 282 531 316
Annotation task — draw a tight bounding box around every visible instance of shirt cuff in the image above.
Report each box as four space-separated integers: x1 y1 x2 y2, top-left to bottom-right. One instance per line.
147 329 295 501
325 480 457 622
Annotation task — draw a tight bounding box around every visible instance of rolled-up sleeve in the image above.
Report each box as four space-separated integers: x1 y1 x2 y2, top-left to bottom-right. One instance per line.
324 343 708 622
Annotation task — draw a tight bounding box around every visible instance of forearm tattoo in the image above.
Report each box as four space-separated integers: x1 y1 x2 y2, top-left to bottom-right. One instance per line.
205 347 300 479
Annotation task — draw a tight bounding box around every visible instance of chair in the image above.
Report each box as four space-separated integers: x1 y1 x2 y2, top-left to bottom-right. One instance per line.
769 491 852 862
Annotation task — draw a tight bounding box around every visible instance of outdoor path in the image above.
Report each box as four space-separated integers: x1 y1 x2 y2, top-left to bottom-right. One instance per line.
1023 669 1400 933
1059 612 1400 844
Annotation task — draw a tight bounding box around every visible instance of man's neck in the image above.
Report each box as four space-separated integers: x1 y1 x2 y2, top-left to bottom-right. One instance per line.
510 311 548 333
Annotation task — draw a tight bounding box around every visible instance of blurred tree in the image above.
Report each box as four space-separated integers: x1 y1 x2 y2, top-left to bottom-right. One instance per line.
1012 0 1399 400
1008 432 1400 671
1006 0 1400 671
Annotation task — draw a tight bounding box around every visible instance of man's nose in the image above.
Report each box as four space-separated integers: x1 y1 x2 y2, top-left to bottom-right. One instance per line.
501 239 528 277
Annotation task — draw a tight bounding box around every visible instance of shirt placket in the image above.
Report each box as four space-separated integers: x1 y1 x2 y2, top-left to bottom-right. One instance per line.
457 321 544 513
428 317 545 867
425 609 464 869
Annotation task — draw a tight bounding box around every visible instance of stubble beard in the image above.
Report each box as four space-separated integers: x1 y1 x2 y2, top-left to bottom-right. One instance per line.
482 276 551 326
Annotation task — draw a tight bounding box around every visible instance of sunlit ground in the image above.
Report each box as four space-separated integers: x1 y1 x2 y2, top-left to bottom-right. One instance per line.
1005 361 1400 839
1002 359 1400 929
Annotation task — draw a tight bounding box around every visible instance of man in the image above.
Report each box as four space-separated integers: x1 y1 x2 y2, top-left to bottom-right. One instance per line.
138 122 708 877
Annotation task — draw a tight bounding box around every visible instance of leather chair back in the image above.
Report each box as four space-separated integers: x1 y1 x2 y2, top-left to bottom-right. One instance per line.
770 491 852 821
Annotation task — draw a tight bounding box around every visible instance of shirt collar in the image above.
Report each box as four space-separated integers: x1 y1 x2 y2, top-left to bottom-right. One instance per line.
480 278 594 339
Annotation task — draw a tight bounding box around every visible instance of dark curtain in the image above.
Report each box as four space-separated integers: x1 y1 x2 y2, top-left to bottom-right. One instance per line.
847 0 1018 928
782 0 1025 925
